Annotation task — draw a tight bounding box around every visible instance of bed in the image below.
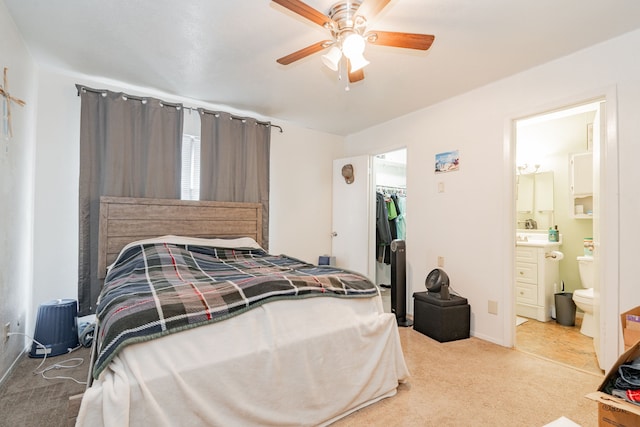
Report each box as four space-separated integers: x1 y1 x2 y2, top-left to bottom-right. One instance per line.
76 197 409 427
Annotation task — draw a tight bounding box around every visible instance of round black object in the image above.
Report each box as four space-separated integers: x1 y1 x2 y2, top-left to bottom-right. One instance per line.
425 268 449 292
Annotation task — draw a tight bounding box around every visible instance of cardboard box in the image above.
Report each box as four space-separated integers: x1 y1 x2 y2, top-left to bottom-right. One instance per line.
595 402 639 427
587 341 640 426
627 317 640 331
621 307 640 350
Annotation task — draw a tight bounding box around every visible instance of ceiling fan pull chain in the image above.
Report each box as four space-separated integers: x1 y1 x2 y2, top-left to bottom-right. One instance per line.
338 56 350 91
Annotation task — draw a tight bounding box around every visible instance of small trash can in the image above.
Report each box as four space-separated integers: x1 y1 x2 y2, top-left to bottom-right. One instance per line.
554 292 576 326
30 299 79 358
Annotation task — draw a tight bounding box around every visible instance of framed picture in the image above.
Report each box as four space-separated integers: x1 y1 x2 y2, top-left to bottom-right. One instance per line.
435 150 459 173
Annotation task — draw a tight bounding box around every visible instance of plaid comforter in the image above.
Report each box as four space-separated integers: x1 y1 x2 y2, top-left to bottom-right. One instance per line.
93 242 378 379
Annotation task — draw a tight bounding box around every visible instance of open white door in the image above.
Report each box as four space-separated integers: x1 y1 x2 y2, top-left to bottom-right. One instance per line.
332 156 371 278
592 102 604 370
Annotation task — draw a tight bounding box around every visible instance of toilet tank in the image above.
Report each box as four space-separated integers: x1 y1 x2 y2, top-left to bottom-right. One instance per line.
577 255 594 288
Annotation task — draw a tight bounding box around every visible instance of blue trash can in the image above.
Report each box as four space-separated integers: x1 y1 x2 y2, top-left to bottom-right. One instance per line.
29 299 79 358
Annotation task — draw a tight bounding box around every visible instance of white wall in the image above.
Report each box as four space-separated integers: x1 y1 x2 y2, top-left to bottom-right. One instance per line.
0 0 37 381
345 29 640 370
30 67 344 330
269 125 344 262
31 69 80 320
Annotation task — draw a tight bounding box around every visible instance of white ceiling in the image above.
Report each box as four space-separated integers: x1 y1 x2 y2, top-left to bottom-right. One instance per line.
6 0 640 135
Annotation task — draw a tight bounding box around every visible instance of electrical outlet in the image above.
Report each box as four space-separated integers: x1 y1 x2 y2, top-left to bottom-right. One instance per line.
437 256 444 268
3 322 10 343
488 300 498 315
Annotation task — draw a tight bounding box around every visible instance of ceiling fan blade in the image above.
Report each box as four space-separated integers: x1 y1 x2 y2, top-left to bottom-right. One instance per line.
347 60 365 83
277 41 331 65
272 0 332 27
368 31 435 50
355 0 391 20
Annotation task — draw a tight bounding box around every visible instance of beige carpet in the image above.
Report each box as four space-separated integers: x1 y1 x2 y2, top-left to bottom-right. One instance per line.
0 328 602 427
0 347 90 427
333 327 603 427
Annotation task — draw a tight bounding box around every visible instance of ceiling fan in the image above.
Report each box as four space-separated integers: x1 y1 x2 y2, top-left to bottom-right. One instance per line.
273 0 435 83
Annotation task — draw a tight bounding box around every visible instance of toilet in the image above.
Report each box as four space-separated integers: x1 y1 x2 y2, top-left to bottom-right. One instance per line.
573 255 595 337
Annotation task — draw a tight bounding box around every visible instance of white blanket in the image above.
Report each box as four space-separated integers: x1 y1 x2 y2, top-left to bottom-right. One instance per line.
76 295 409 426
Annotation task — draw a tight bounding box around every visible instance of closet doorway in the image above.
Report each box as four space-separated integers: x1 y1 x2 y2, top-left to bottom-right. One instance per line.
373 148 407 313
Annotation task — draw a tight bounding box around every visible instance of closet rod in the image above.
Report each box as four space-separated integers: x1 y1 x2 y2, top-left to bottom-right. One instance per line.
376 185 407 195
376 185 406 189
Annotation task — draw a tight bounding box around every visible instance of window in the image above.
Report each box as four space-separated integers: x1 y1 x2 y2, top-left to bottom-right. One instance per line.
181 134 200 200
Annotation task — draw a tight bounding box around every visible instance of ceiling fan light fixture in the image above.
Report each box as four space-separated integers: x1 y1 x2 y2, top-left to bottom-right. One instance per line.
341 32 366 59
321 46 342 71
273 0 435 84
348 52 370 72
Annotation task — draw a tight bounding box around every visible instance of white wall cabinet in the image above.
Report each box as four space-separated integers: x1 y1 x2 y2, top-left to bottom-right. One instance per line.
515 245 560 322
570 152 593 218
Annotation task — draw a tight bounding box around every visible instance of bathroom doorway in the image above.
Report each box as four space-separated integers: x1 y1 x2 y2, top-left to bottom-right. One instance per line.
513 101 604 374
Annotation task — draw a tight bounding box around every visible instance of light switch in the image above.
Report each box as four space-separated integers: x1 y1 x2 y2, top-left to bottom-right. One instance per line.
437 182 444 193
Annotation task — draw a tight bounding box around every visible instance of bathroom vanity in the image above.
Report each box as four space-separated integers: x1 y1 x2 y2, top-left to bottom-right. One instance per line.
515 233 561 322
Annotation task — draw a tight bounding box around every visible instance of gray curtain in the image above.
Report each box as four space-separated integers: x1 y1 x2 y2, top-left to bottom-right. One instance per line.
199 110 270 250
77 85 183 315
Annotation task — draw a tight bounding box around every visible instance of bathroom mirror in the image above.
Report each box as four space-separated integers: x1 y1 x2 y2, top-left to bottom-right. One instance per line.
516 171 554 228
516 174 534 212
534 171 554 211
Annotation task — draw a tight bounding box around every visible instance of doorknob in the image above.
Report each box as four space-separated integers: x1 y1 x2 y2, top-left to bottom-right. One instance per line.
331 232 338 237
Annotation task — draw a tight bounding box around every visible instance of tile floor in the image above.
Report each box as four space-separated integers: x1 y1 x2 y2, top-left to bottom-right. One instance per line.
516 315 604 376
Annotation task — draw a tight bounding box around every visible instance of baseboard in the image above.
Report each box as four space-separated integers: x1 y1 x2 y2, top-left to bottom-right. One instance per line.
471 331 503 346
0 347 28 388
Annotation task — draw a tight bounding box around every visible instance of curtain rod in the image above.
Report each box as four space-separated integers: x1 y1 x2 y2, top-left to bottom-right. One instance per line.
76 85 283 133
197 108 283 133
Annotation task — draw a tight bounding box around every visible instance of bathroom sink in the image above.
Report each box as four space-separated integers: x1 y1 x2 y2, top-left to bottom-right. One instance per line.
516 232 562 247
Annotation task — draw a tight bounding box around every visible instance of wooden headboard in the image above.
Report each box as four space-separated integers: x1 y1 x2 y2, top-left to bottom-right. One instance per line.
98 196 263 279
